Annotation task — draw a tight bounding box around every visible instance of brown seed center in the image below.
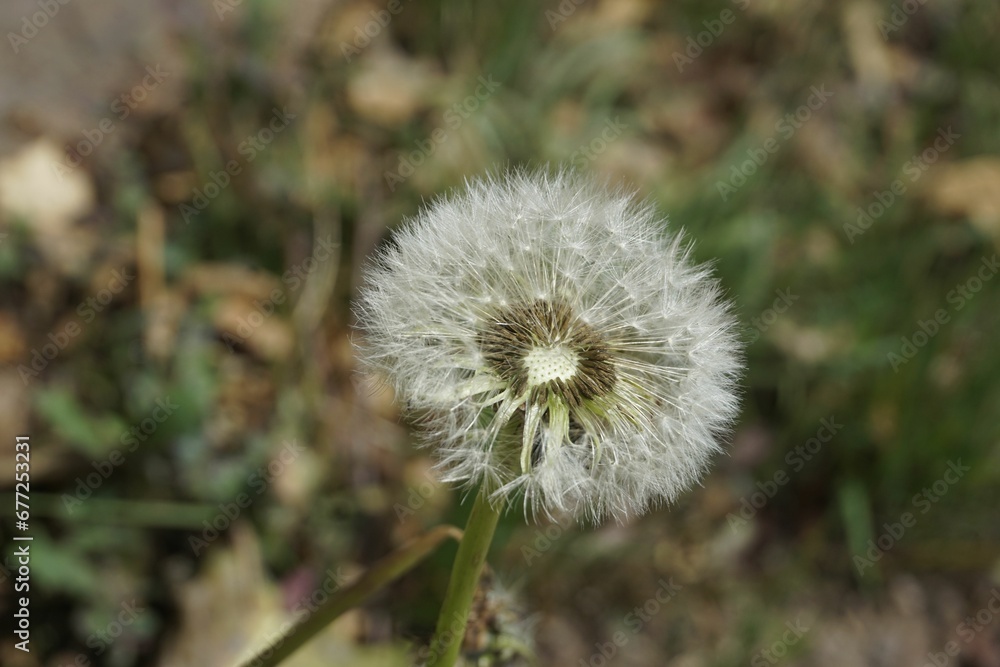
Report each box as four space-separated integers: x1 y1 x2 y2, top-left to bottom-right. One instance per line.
479 299 616 406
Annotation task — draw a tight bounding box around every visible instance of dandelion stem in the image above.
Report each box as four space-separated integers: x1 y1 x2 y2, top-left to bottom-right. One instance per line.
426 487 502 667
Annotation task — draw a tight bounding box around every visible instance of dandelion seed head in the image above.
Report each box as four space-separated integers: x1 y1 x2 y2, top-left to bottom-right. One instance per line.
355 169 743 523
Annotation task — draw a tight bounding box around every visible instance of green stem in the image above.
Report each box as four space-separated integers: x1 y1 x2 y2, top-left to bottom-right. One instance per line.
426 488 502 667
238 525 462 667
5 493 216 529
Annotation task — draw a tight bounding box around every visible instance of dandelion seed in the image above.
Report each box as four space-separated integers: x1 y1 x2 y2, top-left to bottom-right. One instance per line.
355 169 742 523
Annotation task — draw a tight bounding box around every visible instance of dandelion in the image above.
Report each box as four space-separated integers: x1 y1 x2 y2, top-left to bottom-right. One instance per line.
356 169 742 523
355 169 742 667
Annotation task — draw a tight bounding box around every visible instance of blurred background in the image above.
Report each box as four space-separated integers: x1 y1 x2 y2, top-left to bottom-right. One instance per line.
1 0 999 665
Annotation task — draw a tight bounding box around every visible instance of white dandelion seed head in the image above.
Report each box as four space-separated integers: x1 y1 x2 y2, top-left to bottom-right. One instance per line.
355 169 743 524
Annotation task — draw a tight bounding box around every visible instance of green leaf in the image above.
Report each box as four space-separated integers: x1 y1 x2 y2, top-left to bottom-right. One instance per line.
28 528 101 598
34 387 126 458
838 478 875 581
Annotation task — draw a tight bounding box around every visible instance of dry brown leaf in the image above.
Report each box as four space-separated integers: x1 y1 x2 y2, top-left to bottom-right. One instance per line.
0 139 97 273
841 2 894 99
144 290 186 361
592 0 655 28
0 371 30 489
181 264 284 301
921 158 1000 237
598 138 673 191
0 140 92 222
0 312 27 363
794 117 863 197
158 523 409 667
212 296 295 361
347 50 438 127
